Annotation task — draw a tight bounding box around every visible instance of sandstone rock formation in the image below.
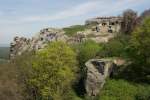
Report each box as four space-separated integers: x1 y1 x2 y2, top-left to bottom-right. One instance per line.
67 31 86 44
85 59 116 96
10 16 123 59
10 28 68 59
10 36 31 59
85 16 122 33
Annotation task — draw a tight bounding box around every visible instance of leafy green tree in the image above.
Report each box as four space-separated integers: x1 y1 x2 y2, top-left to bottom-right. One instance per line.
73 40 101 97
127 17 150 82
19 42 78 100
99 79 150 100
78 40 101 67
129 17 150 64
98 34 129 58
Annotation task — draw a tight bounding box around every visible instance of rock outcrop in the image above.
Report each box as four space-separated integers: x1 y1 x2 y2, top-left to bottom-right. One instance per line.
85 59 116 96
10 28 68 59
85 16 122 33
10 36 31 59
10 16 123 59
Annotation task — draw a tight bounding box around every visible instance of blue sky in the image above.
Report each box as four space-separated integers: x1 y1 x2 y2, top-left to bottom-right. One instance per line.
0 0 150 45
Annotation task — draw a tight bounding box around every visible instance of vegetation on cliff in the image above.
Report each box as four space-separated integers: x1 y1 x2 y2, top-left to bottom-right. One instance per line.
13 42 79 100
63 25 86 36
0 9 150 100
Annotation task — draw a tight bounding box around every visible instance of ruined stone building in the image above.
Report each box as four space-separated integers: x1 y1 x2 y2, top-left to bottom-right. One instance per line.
10 16 123 59
85 17 122 33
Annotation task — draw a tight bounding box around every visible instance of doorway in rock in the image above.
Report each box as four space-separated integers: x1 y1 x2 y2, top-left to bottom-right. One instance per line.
102 23 107 26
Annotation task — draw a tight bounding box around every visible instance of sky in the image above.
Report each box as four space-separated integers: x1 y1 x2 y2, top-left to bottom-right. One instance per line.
0 0 150 45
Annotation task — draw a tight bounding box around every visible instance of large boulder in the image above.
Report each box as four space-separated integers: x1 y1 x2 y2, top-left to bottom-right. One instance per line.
85 59 116 96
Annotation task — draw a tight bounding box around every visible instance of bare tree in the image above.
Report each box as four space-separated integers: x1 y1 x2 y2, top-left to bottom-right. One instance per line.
121 9 138 34
139 9 150 23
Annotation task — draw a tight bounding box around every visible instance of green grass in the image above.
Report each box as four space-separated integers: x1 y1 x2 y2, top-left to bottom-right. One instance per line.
63 23 98 36
0 47 10 60
63 25 87 36
98 79 150 100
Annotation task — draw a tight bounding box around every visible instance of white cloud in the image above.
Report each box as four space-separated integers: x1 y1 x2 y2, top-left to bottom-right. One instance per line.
21 1 100 22
0 0 149 44
0 1 100 24
0 0 149 24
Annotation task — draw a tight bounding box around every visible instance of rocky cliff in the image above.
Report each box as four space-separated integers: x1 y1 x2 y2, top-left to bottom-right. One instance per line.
10 28 68 59
10 16 122 59
85 58 125 96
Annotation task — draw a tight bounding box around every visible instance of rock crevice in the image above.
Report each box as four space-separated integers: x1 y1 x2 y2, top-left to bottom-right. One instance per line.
85 59 116 96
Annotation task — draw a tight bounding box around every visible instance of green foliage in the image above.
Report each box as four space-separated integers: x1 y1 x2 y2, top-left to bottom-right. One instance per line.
99 34 129 58
129 17 150 63
99 79 150 100
78 40 102 67
62 89 83 100
135 86 150 100
71 40 102 98
1 11 150 100
19 42 78 100
63 25 86 36
125 17 150 82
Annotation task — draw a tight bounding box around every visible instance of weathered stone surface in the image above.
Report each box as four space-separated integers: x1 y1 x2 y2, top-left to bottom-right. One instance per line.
10 28 68 59
85 16 122 33
10 16 123 59
85 59 115 96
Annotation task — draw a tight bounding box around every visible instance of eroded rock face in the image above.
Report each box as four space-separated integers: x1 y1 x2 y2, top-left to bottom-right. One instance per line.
85 59 115 96
10 28 68 59
10 36 31 59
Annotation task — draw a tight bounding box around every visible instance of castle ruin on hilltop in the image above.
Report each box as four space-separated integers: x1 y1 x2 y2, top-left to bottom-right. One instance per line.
85 16 122 33
10 16 123 59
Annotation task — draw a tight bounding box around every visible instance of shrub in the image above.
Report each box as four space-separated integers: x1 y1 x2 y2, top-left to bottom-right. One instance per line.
99 79 150 100
71 40 102 97
98 34 129 58
78 40 102 67
126 17 150 83
128 17 150 64
135 85 150 100
17 42 78 100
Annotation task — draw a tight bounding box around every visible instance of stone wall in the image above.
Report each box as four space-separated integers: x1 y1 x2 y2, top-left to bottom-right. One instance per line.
86 16 122 33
